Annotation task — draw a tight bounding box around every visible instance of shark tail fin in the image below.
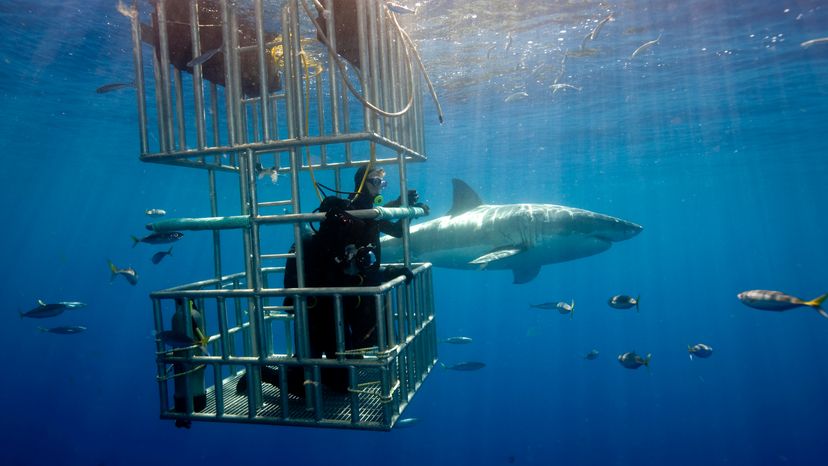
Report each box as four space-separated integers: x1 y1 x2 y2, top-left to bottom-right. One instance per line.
644 353 652 367
636 295 640 313
131 236 140 248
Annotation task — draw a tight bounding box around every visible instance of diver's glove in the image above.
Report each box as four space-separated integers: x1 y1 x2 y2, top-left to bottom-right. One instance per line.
386 189 421 208
383 265 415 284
413 202 430 216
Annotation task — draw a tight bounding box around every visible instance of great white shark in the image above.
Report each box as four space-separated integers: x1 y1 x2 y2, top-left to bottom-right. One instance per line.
381 179 643 284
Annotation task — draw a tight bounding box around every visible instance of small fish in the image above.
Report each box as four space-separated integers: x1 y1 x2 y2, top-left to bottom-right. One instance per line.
441 336 473 344
608 295 640 312
395 417 420 428
737 290 828 318
584 349 600 360
19 300 70 319
504 92 529 103
186 47 222 68
59 301 87 309
688 343 713 360
132 231 184 247
108 260 138 286
255 163 279 184
441 361 486 371
556 300 575 319
96 82 135 94
800 37 828 48
385 2 417 14
581 13 613 50
145 208 166 217
631 33 662 59
38 326 87 335
618 351 651 369
550 83 582 93
151 246 174 265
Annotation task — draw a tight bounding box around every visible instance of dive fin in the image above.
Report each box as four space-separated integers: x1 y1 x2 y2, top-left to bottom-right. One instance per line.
512 265 541 284
447 179 484 217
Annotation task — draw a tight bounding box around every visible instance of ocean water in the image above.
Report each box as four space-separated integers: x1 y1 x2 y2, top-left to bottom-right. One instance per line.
2 0 828 465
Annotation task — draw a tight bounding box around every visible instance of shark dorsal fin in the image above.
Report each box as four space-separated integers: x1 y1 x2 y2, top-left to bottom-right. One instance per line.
448 179 484 217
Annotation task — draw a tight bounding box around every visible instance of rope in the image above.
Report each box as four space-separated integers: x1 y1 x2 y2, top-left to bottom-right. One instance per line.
300 0 416 118
347 379 400 403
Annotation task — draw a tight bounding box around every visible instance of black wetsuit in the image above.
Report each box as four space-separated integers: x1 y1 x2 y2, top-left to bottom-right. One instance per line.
239 190 415 396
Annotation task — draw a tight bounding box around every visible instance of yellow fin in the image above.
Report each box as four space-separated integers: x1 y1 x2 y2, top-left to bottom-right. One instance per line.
804 293 828 308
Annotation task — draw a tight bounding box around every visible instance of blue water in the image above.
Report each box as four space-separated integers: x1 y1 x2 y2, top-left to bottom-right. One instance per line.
2 0 828 464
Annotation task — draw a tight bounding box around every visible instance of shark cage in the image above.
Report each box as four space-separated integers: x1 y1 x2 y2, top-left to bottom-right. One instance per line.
124 0 438 430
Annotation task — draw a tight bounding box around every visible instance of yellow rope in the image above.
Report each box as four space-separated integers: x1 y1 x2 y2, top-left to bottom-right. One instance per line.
271 35 326 202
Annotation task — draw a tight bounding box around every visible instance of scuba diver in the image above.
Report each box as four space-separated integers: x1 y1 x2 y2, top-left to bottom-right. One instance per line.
236 165 428 396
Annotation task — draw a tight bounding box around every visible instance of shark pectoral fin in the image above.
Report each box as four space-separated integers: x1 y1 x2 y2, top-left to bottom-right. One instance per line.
512 265 541 284
469 248 522 265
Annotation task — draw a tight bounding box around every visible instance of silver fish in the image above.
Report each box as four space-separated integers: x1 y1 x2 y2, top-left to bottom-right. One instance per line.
441 361 486 371
20 300 69 319
385 2 417 14
441 336 473 344
504 91 529 103
186 47 222 68
631 34 662 59
59 301 87 309
108 260 138 286
38 326 87 334
95 82 135 94
688 343 713 360
145 208 166 217
556 300 576 319
608 295 639 312
618 351 651 369
550 83 582 94
800 37 828 48
584 349 600 360
132 231 184 247
151 246 174 265
395 417 420 428
737 290 827 318
255 163 279 184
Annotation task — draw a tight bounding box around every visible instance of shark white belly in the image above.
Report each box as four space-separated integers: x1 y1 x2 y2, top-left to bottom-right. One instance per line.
381 179 642 284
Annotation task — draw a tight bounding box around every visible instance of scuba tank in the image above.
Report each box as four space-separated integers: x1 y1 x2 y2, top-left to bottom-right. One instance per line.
172 298 207 416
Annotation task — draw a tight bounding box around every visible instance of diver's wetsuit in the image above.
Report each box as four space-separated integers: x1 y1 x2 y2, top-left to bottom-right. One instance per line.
238 189 415 396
